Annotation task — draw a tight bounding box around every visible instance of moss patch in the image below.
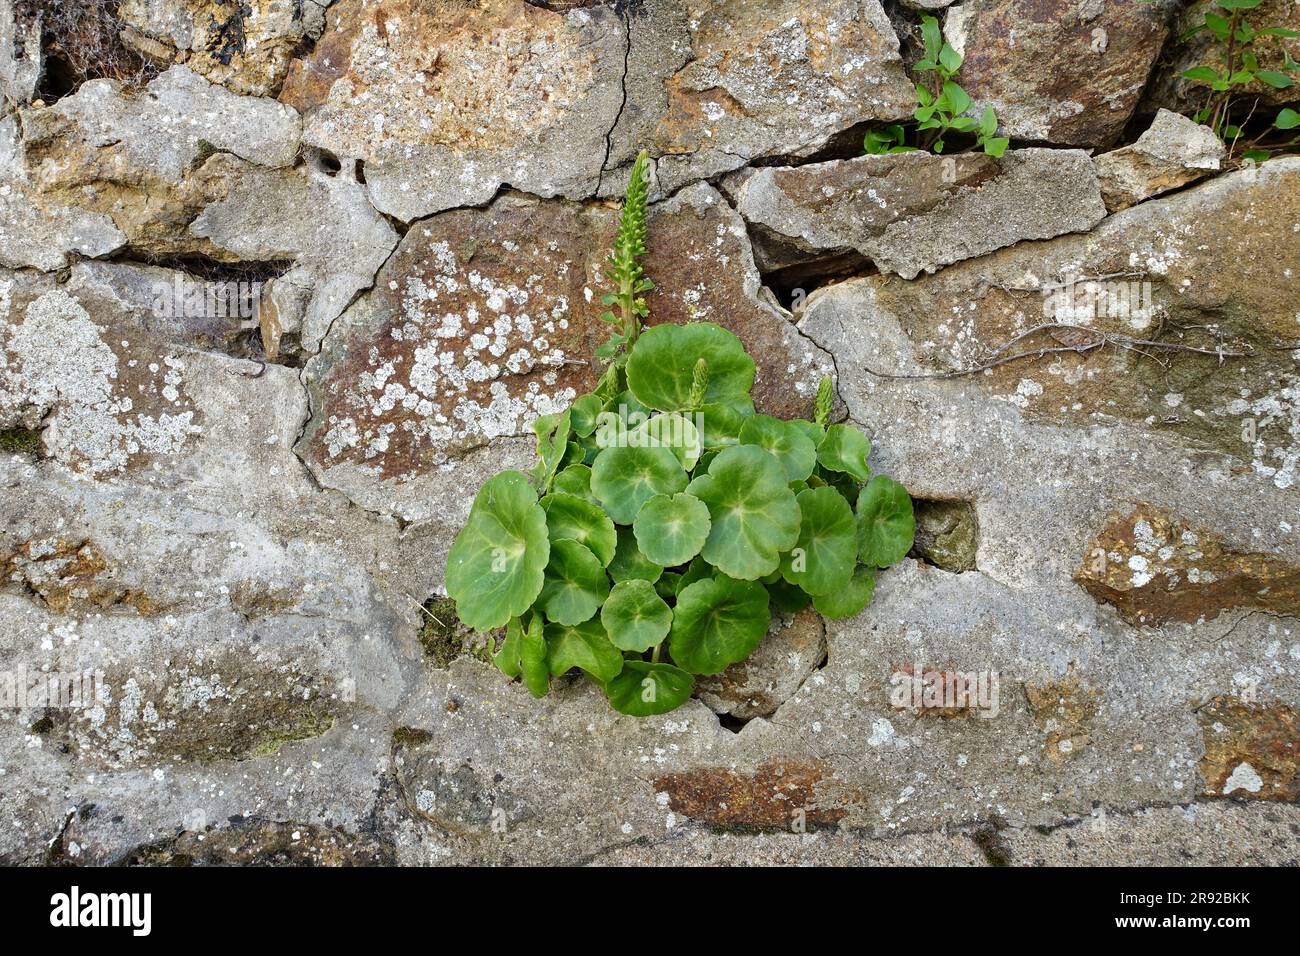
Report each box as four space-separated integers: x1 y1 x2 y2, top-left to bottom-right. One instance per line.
911 499 979 572
418 597 494 668
248 712 336 758
0 427 41 456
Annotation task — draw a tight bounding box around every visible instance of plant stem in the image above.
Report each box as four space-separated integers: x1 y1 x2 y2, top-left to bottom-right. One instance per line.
621 273 638 349
1213 9 1243 136
651 643 662 664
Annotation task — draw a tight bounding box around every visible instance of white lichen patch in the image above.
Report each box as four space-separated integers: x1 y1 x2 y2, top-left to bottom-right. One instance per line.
1221 761 1263 795
313 222 585 477
1 289 199 476
1221 379 1300 491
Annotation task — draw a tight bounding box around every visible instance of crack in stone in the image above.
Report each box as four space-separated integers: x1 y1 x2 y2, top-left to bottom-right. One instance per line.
595 5 633 196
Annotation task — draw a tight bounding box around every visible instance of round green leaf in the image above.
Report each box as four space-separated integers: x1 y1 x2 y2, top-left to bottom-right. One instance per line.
697 402 753 450
686 445 801 580
538 539 610 625
669 575 771 675
632 492 711 567
590 444 687 524
817 423 871 482
552 464 597 503
493 616 525 678
626 322 756 411
608 526 663 583
601 579 672 652
541 492 616 565
780 486 858 595
545 618 624 683
520 614 550 698
855 475 916 568
592 391 651 452
789 419 825 447
633 412 702 470
569 394 603 438
738 415 817 481
445 471 550 631
812 565 876 619
606 661 694 716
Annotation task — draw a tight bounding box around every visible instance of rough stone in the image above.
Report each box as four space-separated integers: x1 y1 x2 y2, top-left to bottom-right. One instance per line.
189 154 399 350
106 817 396 866
21 65 301 183
298 183 832 520
280 0 629 222
1198 697 1298 801
695 608 827 719
725 148 1106 280
0 116 126 270
1075 504 1300 627
654 760 847 828
1025 673 1101 764
0 264 321 488
910 499 979 572
993 802 1300 866
798 159 1300 490
1093 109 1224 212
280 0 914 220
947 0 1174 148
119 0 333 97
626 0 915 195
16 66 303 258
1 0 40 105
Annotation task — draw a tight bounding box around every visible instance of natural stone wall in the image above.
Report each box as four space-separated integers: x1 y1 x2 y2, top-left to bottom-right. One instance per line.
1 0 1297 866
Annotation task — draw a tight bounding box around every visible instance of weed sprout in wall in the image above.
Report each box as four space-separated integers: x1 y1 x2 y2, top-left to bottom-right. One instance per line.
445 151 916 716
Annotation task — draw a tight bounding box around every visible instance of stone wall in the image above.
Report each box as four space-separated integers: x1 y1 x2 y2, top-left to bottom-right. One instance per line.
0 0 1296 865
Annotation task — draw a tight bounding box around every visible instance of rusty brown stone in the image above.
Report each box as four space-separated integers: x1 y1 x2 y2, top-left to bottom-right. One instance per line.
300 184 830 485
1198 697 1299 801
654 759 848 828
890 662 992 719
280 0 623 221
302 194 606 480
950 0 1171 148
5 539 108 613
1075 504 1300 627
1025 674 1100 762
649 0 913 162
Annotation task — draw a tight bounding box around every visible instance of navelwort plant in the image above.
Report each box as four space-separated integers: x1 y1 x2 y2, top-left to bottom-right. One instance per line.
1180 0 1300 161
445 151 916 716
865 15 1008 157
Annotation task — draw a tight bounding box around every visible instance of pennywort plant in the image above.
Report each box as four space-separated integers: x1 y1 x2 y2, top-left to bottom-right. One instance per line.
1180 0 1300 160
866 15 1008 158
444 151 916 716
